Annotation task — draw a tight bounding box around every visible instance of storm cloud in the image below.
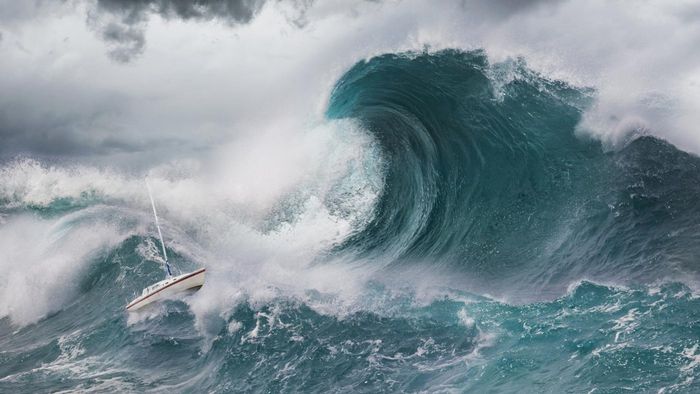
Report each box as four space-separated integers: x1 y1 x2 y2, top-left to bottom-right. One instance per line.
91 0 269 62
96 0 267 22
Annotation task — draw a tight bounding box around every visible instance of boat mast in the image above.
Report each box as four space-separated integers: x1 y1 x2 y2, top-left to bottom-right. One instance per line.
146 179 172 277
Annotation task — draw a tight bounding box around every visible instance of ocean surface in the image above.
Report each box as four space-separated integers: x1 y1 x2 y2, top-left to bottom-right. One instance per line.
2 50 700 393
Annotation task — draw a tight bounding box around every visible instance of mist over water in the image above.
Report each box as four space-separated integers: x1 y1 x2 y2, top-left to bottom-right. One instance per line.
2 1 700 392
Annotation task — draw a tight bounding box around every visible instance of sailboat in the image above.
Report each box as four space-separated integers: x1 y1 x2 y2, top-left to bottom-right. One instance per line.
126 181 206 311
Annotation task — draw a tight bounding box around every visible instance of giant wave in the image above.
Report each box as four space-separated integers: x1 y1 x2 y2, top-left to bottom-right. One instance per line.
1 50 700 392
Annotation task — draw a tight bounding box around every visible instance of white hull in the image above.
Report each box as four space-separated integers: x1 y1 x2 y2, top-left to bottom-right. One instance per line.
126 268 206 311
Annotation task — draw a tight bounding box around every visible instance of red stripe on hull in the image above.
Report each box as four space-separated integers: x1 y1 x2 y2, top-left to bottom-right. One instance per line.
126 268 206 310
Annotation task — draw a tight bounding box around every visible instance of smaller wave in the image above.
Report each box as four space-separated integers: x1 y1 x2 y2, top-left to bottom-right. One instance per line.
141 280 700 392
0 209 132 325
0 118 387 329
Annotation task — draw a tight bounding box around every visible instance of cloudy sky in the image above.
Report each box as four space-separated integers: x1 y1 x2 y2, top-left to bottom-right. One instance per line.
2 0 700 168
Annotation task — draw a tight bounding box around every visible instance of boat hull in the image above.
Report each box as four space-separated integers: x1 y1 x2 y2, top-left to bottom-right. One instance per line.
126 268 206 311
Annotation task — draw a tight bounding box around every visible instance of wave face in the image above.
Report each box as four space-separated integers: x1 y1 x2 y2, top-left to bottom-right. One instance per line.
2 50 700 392
330 50 700 297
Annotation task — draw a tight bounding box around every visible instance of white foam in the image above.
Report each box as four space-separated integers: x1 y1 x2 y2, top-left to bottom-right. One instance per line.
611 308 639 343
457 308 475 328
0 118 383 328
0 210 129 325
680 344 700 373
227 320 242 334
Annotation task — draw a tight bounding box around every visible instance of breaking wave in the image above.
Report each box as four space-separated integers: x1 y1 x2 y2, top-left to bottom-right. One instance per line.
2 50 700 392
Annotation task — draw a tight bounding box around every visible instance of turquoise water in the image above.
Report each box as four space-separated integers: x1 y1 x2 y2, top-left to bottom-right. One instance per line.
1 50 699 392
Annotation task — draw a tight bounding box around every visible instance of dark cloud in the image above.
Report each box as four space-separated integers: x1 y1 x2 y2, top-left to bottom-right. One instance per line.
461 0 563 19
0 83 178 158
0 95 133 156
96 0 266 23
0 103 199 159
90 0 268 62
100 21 147 63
